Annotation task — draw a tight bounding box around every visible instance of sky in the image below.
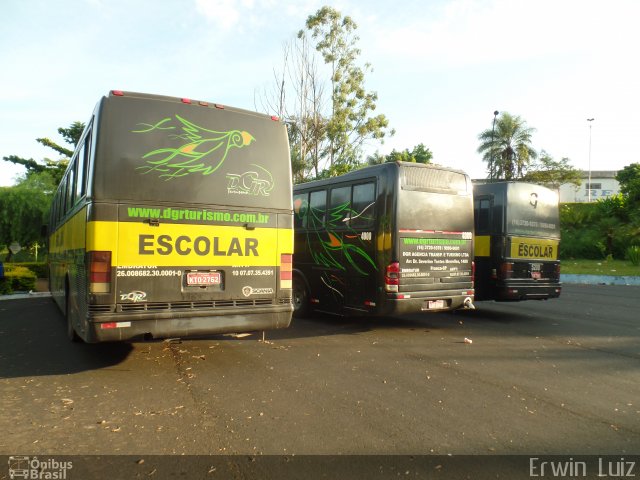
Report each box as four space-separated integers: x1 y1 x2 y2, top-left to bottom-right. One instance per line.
1 0 639 186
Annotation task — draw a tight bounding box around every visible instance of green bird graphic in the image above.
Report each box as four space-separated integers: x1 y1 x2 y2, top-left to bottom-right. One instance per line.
133 115 254 180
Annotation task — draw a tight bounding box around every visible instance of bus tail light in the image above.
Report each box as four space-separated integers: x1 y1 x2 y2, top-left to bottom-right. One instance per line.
280 254 292 289
498 262 513 280
385 261 400 292
89 251 112 293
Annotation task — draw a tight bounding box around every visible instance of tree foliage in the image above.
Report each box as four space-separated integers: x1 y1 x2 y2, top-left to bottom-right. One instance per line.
2 121 84 187
305 6 394 174
259 5 394 181
367 144 433 165
522 150 581 190
477 112 537 180
0 178 51 260
616 163 640 206
0 122 83 258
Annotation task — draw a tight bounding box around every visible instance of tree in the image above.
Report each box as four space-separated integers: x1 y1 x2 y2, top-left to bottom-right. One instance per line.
0 121 82 259
302 6 393 177
522 150 581 190
477 112 537 180
2 121 84 187
0 176 52 260
257 33 329 182
366 144 433 165
616 163 640 206
305 7 393 169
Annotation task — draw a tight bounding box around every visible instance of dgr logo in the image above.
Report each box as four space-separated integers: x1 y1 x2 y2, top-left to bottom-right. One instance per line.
120 291 148 302
226 164 274 196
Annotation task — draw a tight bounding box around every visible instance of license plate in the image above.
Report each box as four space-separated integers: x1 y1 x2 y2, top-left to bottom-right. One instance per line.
424 299 446 310
531 263 541 279
186 271 221 286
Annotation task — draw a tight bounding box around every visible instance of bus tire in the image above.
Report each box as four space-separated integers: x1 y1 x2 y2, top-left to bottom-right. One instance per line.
65 280 81 343
292 274 310 318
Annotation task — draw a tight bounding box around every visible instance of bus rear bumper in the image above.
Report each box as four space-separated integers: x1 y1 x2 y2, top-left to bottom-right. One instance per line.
493 281 562 301
85 305 293 343
381 291 475 315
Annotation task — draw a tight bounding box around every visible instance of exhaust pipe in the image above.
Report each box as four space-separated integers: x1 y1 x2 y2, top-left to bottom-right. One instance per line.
464 297 475 310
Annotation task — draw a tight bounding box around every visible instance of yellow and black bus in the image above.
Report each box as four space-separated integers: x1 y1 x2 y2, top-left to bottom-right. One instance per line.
292 162 475 317
473 181 561 301
47 91 293 342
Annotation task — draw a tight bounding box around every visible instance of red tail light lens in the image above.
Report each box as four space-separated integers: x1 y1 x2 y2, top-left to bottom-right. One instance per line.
89 251 111 293
499 262 513 280
280 254 292 289
385 262 400 292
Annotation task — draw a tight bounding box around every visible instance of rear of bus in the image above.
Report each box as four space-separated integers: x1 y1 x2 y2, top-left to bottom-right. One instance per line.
385 163 475 314
85 91 293 342
475 182 561 301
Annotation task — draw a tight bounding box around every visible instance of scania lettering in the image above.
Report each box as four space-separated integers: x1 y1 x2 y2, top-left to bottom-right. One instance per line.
46 91 293 342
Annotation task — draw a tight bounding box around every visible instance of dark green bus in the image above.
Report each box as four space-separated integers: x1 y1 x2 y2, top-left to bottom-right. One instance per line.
47 91 293 342
473 181 561 301
292 162 475 317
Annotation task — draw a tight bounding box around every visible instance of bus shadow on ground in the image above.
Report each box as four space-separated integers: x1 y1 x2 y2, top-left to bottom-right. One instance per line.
263 309 482 342
0 298 133 379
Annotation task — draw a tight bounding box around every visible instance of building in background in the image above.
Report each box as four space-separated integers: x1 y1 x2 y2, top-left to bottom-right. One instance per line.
558 171 619 203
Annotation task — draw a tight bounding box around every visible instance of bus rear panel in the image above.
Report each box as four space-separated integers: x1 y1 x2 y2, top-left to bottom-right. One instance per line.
393 164 474 314
292 162 474 317
473 181 561 301
49 91 293 342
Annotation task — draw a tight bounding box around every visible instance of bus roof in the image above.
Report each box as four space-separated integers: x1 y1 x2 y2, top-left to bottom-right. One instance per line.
294 161 470 191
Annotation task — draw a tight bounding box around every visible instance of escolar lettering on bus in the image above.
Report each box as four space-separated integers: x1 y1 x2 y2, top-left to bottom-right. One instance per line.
139 235 259 256
518 243 554 259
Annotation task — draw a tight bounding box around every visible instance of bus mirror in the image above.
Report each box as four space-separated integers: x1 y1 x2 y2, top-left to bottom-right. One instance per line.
41 224 48 237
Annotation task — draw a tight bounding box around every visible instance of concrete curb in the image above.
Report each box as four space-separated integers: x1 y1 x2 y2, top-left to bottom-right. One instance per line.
0 291 52 301
561 274 640 286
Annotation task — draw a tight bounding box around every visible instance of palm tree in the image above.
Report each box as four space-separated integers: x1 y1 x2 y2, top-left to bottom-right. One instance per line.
477 112 537 180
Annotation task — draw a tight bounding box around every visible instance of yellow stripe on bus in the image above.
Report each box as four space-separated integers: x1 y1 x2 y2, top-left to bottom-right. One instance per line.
509 236 559 260
474 235 491 257
49 207 87 254
86 220 292 267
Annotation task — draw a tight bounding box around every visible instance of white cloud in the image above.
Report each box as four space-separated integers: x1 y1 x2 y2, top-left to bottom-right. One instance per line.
195 0 256 30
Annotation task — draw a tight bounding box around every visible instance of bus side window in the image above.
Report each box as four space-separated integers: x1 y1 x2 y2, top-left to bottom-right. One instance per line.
82 130 92 197
293 192 308 229
75 142 86 201
474 198 491 233
59 174 68 217
351 182 375 229
309 190 327 228
66 159 77 210
330 186 351 227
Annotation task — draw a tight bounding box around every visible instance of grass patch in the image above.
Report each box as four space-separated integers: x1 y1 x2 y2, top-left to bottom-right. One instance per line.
560 258 640 276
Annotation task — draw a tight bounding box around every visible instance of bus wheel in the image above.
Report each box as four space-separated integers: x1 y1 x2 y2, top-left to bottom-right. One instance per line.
292 275 310 318
65 282 81 342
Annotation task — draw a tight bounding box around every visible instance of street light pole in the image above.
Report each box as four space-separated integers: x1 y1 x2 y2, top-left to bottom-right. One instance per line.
491 110 499 179
587 118 594 202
